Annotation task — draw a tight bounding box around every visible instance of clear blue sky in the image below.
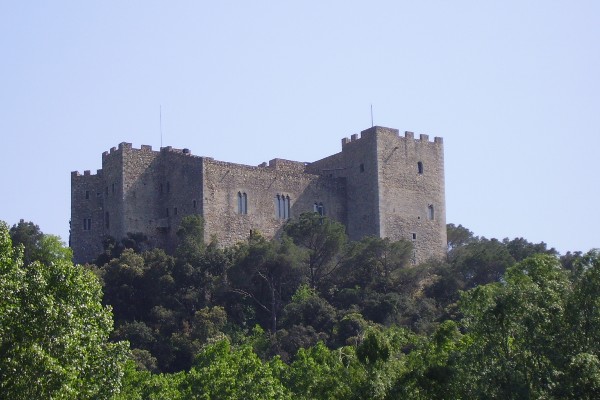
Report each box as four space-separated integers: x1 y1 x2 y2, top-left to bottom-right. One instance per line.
1 1 598 254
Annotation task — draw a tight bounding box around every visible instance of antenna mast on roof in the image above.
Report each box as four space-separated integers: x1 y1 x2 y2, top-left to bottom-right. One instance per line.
371 104 374 127
160 105 163 148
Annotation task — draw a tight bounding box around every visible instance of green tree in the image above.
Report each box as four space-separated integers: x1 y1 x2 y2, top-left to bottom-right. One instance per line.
285 342 356 400
176 214 205 263
228 234 303 332
446 223 475 252
9 219 44 265
458 254 571 399
284 213 347 291
0 221 129 399
502 236 557 262
390 320 463 399
9 219 72 265
182 339 291 399
339 236 412 294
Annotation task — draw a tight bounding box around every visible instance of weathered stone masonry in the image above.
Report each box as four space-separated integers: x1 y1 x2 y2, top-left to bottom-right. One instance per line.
71 126 446 264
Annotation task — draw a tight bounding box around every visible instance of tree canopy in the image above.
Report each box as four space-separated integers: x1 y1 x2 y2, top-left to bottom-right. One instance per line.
0 221 128 399
4 216 599 399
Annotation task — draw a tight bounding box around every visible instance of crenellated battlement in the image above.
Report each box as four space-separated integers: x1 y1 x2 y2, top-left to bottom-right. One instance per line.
341 126 443 148
71 169 103 178
102 142 197 162
160 146 193 155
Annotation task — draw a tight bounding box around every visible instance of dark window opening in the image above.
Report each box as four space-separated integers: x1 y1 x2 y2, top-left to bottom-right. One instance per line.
105 187 108 196
112 183 115 193
166 208 169 217
83 218 92 231
284 195 290 219
193 200 197 208
238 192 248 215
85 190 90 199
360 163 365 173
275 194 291 219
174 207 178 215
418 161 424 174
159 184 163 193
167 182 170 193
105 212 110 229
428 204 434 220
412 233 417 240
313 202 325 216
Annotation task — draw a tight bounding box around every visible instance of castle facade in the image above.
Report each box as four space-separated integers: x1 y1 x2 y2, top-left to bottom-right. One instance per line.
71 126 446 264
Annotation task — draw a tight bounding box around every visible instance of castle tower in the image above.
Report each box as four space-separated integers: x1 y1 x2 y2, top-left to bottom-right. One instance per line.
308 126 446 262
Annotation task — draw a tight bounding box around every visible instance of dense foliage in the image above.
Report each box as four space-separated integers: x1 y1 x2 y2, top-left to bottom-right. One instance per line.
0 221 129 399
2 216 598 399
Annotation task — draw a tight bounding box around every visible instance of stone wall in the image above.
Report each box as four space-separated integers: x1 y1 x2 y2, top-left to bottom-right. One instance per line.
71 125 446 265
202 158 346 247
70 170 104 264
375 129 446 262
309 126 447 263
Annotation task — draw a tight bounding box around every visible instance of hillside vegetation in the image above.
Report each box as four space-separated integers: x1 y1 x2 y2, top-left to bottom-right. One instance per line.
1 216 599 399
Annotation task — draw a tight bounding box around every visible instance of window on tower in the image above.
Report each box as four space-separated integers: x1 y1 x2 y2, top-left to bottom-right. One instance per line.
238 192 248 215
314 202 325 216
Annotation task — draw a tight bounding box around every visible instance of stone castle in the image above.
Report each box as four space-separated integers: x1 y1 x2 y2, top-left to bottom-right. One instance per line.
71 126 446 264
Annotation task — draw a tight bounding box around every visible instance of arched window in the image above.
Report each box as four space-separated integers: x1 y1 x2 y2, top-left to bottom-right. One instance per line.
428 204 434 220
275 194 291 219
418 161 424 174
238 192 247 214
284 196 290 219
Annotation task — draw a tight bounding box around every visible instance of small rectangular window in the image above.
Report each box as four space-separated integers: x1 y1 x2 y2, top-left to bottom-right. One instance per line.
360 163 365 173
105 187 108 196
112 183 115 193
314 202 325 216
412 233 417 240
83 218 92 231
238 192 248 215
166 208 169 217
193 200 197 208
174 207 178 215
85 190 90 199
167 182 170 193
